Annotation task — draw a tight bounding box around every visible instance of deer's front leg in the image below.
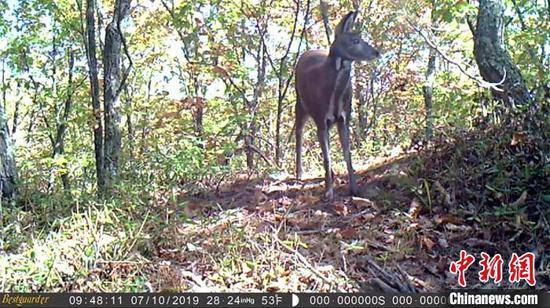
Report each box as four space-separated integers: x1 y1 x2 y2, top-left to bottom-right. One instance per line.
295 102 307 179
316 126 333 200
337 119 357 196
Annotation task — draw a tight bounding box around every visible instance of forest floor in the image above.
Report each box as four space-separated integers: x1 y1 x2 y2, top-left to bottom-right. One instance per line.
142 126 549 292
1 114 548 292
146 155 456 292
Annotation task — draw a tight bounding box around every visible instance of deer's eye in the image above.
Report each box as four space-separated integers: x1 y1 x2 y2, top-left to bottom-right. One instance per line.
352 38 360 44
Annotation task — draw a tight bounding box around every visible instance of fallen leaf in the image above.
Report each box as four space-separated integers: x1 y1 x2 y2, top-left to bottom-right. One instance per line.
510 191 527 207
408 198 422 220
334 202 349 216
352 197 379 211
511 132 527 146
434 181 452 206
299 192 320 205
421 236 435 251
278 196 292 207
255 221 271 233
434 214 463 225
363 213 376 220
186 243 201 252
184 202 202 217
445 223 471 232
437 237 449 248
254 190 268 204
340 227 358 239
465 238 496 247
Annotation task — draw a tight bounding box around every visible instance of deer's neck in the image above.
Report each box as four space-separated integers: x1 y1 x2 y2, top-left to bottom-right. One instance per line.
324 54 352 123
328 46 353 72
325 54 352 89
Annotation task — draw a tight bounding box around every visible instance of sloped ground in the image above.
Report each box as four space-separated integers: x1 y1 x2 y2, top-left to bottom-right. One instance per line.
2 111 547 292
144 113 549 292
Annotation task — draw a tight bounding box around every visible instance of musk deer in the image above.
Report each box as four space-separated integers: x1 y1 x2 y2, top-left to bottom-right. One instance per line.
294 11 380 200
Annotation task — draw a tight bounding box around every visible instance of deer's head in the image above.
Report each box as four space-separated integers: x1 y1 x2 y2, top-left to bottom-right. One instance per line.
330 11 380 61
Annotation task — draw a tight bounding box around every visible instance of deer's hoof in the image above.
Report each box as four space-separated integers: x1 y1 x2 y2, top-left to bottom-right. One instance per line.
349 185 359 196
324 188 334 201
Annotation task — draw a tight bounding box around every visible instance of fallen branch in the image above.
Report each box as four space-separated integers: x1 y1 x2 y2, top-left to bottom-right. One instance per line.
370 277 397 292
396 264 419 292
271 229 345 292
363 256 417 292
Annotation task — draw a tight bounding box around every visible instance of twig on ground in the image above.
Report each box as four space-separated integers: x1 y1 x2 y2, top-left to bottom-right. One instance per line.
370 278 397 292
271 228 345 292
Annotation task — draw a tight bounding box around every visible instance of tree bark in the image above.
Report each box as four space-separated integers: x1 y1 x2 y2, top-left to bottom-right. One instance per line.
246 38 267 170
0 96 16 201
423 3 437 140
319 0 332 45
1 57 6 111
124 93 134 161
274 0 310 167
52 50 75 191
84 0 106 192
191 77 204 144
10 82 20 135
103 0 131 189
473 0 532 106
423 46 436 140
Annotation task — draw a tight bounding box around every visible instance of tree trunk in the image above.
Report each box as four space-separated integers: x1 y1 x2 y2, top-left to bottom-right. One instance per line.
140 74 152 157
246 39 266 170
423 3 437 140
0 98 16 201
368 75 378 141
473 0 532 106
423 47 436 140
191 78 204 145
1 57 6 111
319 0 332 45
275 94 284 166
10 82 20 135
84 0 106 192
52 50 75 191
272 0 310 167
125 95 134 160
103 0 131 189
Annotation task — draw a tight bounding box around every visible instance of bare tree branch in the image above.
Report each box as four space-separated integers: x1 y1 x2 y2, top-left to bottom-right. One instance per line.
115 11 133 99
409 20 506 91
160 0 209 66
281 0 311 103
319 0 332 44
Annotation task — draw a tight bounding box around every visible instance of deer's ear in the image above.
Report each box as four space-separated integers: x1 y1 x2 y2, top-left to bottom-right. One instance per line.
334 11 357 37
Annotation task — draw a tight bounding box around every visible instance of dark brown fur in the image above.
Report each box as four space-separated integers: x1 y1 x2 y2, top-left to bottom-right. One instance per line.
294 11 380 200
